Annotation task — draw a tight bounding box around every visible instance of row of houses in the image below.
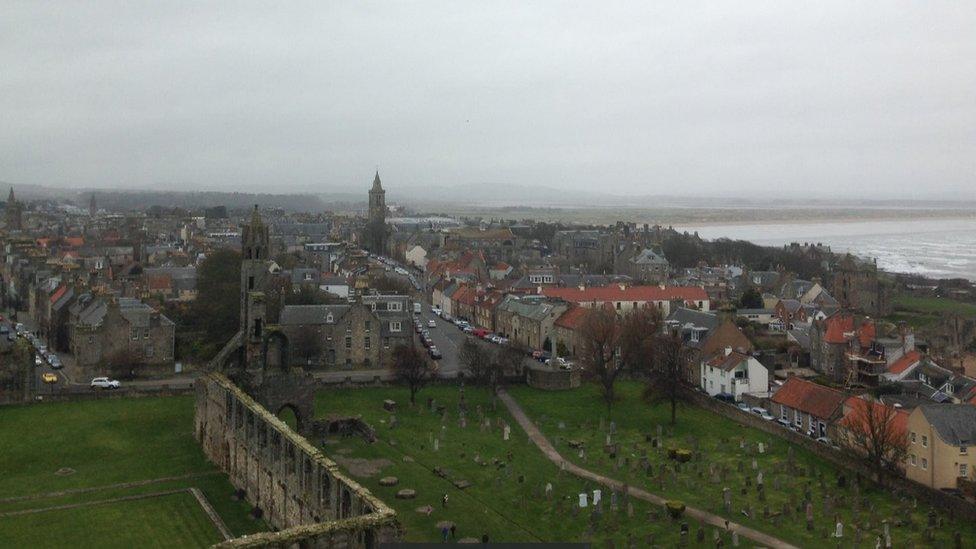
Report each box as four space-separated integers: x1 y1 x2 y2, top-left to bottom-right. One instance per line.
763 376 976 492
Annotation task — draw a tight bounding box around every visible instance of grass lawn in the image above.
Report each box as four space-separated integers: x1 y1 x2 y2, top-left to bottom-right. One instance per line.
0 492 222 549
315 385 753 546
887 295 976 329
508 382 976 548
0 396 265 546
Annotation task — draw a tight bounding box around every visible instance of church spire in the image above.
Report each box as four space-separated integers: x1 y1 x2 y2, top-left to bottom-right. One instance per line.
249 204 263 227
371 170 382 191
7 187 14 204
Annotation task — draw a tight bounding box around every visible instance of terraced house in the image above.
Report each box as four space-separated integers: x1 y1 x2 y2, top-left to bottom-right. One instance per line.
906 405 976 491
68 294 176 373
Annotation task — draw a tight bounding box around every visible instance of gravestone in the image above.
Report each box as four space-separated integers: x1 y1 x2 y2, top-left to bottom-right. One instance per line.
805 502 814 531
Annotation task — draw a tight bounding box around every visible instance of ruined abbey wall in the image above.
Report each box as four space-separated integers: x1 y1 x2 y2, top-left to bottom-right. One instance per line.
195 372 399 548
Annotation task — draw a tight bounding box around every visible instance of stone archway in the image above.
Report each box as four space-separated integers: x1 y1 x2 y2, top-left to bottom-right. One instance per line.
276 403 304 433
263 331 289 370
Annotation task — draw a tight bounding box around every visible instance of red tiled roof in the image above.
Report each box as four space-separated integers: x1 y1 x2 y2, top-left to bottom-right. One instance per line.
888 350 923 375
49 285 68 304
705 350 752 371
555 306 588 330
541 285 708 304
838 396 908 436
823 313 855 344
147 274 173 291
64 236 85 247
771 377 847 420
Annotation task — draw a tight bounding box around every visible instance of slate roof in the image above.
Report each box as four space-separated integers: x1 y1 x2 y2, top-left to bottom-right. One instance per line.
630 248 669 265
280 304 350 325
919 405 976 446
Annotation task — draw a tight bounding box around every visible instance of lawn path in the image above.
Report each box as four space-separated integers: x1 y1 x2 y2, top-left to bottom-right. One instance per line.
0 471 222 504
499 389 799 549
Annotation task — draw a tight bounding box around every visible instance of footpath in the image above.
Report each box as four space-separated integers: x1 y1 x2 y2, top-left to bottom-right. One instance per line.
497 389 799 549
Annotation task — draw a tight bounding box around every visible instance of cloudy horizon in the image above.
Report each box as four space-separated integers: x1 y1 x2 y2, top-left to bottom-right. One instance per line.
3 2 975 200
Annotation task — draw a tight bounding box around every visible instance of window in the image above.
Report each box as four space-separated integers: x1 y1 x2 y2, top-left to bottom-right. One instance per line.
921 458 927 470
383 337 390 348
131 328 139 341
364 337 371 350
962 446 968 455
390 321 401 332
145 344 154 358
961 464 969 477
254 318 262 338
345 336 351 349
88 335 94 344
615 302 621 310
248 276 254 290
143 328 149 339
910 454 917 466
781 407 788 420
365 320 371 332
389 301 402 311
794 410 802 427
911 432 916 444
922 435 928 448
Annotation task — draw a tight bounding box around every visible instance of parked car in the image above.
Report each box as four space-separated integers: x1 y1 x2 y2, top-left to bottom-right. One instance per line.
776 418 791 428
34 355 44 367
41 372 58 384
429 346 442 359
713 393 735 403
90 377 120 389
736 402 750 412
442 313 452 322
760 412 775 421
48 357 63 370
750 407 768 416
427 320 436 328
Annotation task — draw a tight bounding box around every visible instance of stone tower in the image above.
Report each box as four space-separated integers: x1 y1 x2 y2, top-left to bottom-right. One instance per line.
89 193 97 217
241 205 271 368
368 170 386 226
366 171 388 253
5 187 23 230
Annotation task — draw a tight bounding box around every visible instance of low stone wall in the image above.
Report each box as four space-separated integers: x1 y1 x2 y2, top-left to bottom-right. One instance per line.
311 416 377 443
195 372 399 548
525 363 580 391
0 385 194 407
684 389 976 523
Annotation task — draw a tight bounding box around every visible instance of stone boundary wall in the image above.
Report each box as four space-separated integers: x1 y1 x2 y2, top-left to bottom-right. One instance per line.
525 363 581 390
195 372 399 548
684 389 976 522
0 385 194 407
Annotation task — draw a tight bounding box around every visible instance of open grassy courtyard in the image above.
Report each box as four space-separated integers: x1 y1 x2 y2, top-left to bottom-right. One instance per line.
0 396 266 547
508 381 976 548
315 385 753 546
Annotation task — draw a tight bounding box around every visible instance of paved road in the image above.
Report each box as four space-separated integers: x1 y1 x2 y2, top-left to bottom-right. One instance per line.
498 389 800 549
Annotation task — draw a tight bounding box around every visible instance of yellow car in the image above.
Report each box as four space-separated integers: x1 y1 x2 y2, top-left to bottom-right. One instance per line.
41 372 58 384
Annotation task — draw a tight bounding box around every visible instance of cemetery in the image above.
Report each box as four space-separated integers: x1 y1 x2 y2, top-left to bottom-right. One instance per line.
314 385 758 545
508 381 976 548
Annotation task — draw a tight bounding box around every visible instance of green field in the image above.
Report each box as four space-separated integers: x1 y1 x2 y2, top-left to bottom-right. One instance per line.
888 295 976 328
1 492 222 549
0 396 265 547
314 385 752 545
508 382 976 548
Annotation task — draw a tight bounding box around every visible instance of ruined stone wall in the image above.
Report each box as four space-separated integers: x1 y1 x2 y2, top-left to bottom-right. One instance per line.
195 372 399 548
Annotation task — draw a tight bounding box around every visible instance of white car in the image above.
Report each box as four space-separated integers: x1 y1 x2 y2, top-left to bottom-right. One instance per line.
90 377 120 389
427 320 436 328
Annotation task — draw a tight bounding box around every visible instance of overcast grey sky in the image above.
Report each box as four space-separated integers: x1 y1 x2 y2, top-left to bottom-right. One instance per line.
3 2 974 199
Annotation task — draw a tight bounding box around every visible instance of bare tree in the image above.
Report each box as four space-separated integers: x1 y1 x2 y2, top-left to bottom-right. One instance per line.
645 331 692 426
578 308 622 415
459 338 492 382
390 344 433 405
618 306 661 375
840 398 909 479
